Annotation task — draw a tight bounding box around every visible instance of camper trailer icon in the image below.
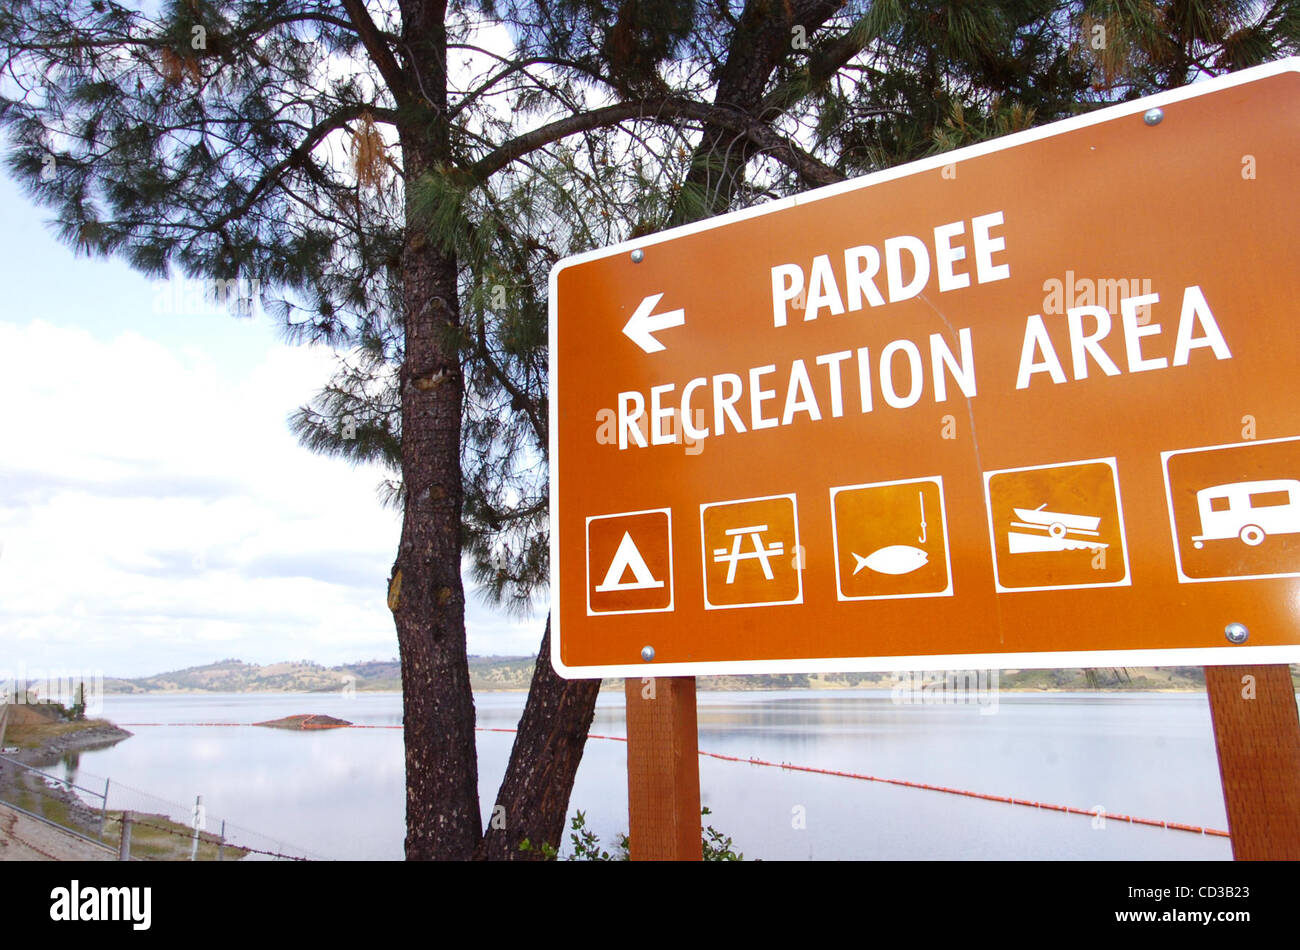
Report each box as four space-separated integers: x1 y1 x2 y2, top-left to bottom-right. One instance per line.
1191 479 1300 548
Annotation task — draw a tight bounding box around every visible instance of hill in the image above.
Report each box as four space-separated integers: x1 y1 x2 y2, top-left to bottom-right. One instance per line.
94 659 1290 694
102 656 536 693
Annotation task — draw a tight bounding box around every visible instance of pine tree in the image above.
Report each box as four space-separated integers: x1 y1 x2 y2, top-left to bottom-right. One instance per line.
0 0 836 860
3 0 1295 860
289 0 1297 858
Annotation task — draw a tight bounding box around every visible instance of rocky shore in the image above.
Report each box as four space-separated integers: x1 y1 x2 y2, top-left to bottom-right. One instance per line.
0 717 133 840
9 721 134 767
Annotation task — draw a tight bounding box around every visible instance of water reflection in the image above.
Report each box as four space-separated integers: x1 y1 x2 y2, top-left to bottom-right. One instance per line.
59 751 81 786
44 690 1234 861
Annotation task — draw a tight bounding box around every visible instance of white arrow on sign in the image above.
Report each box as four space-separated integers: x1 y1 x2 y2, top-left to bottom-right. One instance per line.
622 293 685 354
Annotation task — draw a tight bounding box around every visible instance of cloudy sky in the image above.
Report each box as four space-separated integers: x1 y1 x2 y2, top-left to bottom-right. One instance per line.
0 174 542 678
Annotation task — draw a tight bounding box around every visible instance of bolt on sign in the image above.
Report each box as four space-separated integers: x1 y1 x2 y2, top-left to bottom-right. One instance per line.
547 59 1300 679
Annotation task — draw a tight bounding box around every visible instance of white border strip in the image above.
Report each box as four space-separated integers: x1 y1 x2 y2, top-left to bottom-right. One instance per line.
551 645 1300 680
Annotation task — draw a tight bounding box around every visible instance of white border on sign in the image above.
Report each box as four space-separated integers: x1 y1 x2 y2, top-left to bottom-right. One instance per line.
585 507 675 616
982 456 1132 593
698 492 803 610
829 475 954 601
549 645 1299 680
547 58 1300 680
1161 434 1300 584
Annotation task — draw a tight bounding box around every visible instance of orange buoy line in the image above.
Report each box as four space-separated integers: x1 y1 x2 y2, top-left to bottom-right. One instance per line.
114 721 1228 837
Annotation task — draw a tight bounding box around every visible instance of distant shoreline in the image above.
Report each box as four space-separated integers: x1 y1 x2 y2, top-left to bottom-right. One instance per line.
96 657 1299 696
98 683 1216 695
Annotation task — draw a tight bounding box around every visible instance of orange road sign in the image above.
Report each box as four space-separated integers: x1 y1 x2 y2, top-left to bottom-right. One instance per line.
548 59 1300 679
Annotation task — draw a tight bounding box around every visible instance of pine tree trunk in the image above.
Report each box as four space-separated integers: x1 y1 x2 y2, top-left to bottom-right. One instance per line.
391 237 481 860
474 2 844 861
477 616 601 859
387 0 841 863
390 0 482 861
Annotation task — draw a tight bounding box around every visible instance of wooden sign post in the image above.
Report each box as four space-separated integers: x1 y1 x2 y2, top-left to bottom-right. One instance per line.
625 675 702 860
1205 663 1300 859
547 61 1300 860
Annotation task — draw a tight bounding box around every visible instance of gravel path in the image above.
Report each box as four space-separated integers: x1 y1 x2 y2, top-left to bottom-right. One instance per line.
0 803 117 861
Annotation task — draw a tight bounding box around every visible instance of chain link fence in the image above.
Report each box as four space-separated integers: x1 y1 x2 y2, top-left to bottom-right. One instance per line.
0 754 325 860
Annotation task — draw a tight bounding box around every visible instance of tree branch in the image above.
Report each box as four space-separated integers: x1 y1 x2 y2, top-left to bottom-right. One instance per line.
340 0 413 107
474 314 547 450
760 17 882 118
469 97 844 188
208 105 388 234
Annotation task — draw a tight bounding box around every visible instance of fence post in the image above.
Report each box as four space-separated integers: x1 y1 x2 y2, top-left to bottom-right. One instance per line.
98 777 110 840
189 794 203 861
118 811 132 861
217 819 226 862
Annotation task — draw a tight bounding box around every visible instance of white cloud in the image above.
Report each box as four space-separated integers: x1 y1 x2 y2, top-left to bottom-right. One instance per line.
0 319 541 677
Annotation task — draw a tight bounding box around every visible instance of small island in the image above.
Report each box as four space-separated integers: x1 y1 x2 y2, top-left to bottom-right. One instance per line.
254 714 353 730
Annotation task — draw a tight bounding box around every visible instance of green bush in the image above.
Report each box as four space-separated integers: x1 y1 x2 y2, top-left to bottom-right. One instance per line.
523 807 745 861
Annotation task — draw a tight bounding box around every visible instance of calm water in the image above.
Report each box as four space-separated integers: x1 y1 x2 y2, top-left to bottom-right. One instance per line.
43 690 1235 860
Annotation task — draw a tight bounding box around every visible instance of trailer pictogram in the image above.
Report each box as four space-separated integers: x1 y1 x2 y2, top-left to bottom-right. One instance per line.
1163 436 1300 582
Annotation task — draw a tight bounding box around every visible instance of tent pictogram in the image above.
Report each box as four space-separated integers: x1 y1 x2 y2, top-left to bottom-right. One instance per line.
586 509 674 615
597 532 665 592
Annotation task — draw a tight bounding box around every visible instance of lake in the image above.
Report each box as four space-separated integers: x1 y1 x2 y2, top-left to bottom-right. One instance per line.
42 689 1235 860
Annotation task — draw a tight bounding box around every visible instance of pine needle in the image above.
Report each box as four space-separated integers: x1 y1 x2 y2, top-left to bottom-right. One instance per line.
351 112 388 192
159 48 201 87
